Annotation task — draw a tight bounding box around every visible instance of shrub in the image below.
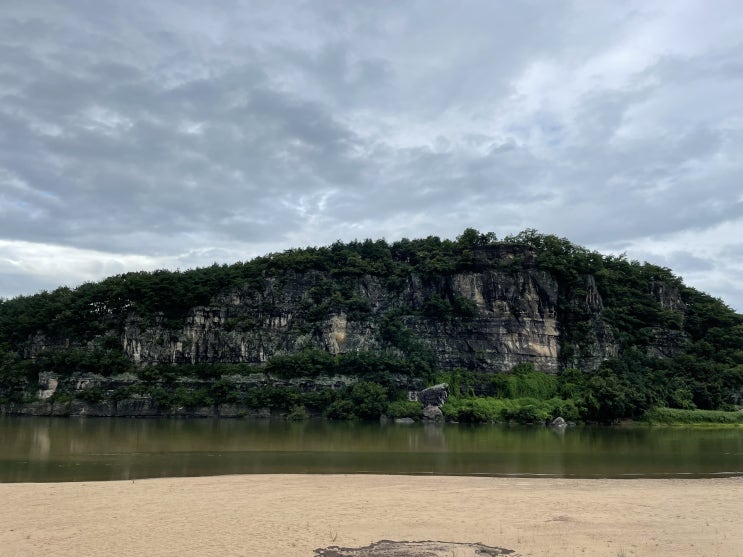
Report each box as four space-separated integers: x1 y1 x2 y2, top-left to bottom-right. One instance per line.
301 389 337 411
443 398 503 423
512 404 548 424
173 387 213 408
147 385 176 408
386 400 421 420
75 386 105 404
350 381 389 420
209 378 242 404
287 405 310 421
246 386 301 410
324 399 356 420
492 367 559 399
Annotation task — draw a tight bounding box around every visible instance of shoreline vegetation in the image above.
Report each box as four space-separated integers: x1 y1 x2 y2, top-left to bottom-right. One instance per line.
639 406 743 425
3 360 741 426
0 383 743 427
1 474 741 557
3 358 743 426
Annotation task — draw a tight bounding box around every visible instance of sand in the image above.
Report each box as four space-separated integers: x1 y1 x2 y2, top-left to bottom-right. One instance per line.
1 474 741 557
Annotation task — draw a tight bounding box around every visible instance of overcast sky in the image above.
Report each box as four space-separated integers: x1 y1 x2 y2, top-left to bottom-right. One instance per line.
2 1 743 311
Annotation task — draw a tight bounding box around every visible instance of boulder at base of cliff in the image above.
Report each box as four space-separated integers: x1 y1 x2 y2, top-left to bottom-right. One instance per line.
394 417 415 424
551 416 567 427
418 384 449 407
422 405 443 422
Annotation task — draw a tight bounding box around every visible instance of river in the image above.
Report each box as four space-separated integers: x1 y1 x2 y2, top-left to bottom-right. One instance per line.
1 416 741 482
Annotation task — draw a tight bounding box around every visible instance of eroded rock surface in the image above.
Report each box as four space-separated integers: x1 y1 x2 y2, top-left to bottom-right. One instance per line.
24 244 689 377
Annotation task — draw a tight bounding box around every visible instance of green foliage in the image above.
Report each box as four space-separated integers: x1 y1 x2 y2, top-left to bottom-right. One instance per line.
492 364 559 399
577 370 649 422
324 399 356 420
110 385 138 402
441 398 492 422
421 293 478 320
378 312 435 378
47 391 75 405
208 378 243 404
137 363 258 382
148 385 176 408
259 350 428 382
443 362 696 424
173 387 214 408
246 385 301 410
422 293 454 319
349 381 389 420
300 389 338 411
75 386 105 404
643 407 743 425
32 348 134 377
265 350 337 379
508 403 550 424
385 400 421 420
442 396 573 424
286 405 310 421
0 348 34 402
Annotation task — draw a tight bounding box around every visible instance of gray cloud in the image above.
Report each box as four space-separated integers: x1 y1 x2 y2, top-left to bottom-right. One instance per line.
1 0 743 311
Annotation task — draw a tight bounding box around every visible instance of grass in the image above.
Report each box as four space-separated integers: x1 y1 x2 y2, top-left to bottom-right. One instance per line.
642 407 743 426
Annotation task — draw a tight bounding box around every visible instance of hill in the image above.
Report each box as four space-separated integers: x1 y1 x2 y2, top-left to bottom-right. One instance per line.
1 229 742 422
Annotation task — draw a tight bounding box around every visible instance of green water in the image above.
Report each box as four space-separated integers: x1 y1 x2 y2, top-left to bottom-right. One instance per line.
1 416 741 482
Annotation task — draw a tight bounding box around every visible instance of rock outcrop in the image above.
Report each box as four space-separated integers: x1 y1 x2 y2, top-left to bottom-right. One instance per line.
23 244 689 377
422 405 444 422
419 384 449 407
113 264 623 374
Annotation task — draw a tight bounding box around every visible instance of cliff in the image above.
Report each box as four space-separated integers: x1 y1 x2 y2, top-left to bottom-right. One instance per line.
32 245 635 374
2 230 741 421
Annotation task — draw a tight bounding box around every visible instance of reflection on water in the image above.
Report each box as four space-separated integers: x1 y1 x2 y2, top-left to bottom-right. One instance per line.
1 416 742 482
30 423 50 461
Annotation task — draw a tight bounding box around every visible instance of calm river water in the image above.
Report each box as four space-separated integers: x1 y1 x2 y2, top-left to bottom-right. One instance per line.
1 416 742 482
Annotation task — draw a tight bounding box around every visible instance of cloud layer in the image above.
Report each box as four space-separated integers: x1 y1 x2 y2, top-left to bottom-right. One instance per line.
2 1 743 310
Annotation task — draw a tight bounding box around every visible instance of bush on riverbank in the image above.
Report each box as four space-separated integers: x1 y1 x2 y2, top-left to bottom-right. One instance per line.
441 396 580 424
385 400 422 420
642 407 743 425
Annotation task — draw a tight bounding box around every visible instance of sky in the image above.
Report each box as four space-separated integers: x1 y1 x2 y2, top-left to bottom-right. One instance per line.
1 1 743 311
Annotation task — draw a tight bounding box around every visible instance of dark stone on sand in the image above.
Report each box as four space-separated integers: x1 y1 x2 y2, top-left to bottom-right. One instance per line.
314 540 518 556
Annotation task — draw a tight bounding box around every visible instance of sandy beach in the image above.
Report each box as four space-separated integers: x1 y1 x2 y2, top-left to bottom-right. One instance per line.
1 474 741 556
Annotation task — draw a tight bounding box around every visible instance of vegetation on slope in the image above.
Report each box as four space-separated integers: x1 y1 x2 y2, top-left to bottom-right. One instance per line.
1 229 742 422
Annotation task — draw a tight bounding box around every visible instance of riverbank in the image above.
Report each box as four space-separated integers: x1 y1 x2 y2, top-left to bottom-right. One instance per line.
1 475 740 556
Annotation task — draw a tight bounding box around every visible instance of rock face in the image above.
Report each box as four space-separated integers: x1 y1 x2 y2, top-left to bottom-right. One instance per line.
115 265 619 374
27 245 689 376
37 372 58 400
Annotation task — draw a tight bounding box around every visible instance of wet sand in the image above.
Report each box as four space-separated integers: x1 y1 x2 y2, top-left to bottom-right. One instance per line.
1 475 741 556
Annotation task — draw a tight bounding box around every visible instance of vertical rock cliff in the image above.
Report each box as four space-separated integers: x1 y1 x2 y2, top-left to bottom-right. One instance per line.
116 247 636 373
